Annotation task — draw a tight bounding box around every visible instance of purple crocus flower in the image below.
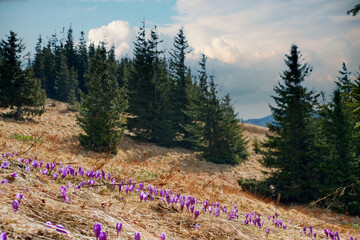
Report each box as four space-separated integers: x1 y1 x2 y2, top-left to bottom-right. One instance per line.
94 222 101 239
99 231 107 240
314 232 317 239
26 166 30 172
46 221 53 228
116 222 122 237
194 210 200 220
134 232 140 240
190 205 195 213
55 224 67 234
143 193 148 202
12 199 20 212
42 168 48 175
60 186 69 203
324 229 329 238
1 161 9 169
160 233 166 240
1 179 7 184
180 201 185 213
214 208 220 217
16 193 23 201
266 228 270 238
53 173 58 181
138 182 144 191
1 232 6 240
10 172 18 178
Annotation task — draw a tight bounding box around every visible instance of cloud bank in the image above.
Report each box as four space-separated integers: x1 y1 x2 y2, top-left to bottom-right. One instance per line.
88 20 136 57
88 0 360 118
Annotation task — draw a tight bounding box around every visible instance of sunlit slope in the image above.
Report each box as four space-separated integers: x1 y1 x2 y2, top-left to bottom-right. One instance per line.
0 99 359 239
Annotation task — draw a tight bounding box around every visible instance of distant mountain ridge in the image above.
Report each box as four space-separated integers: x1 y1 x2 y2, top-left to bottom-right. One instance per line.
244 115 273 127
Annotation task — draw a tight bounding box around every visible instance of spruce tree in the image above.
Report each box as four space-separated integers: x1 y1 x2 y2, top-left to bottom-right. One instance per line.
0 31 45 119
183 54 248 164
261 44 319 203
127 21 156 140
54 53 70 102
348 67 360 129
33 35 45 89
169 27 191 136
78 43 127 154
319 63 360 214
182 54 209 149
42 41 56 98
76 31 88 94
215 94 249 163
65 26 76 69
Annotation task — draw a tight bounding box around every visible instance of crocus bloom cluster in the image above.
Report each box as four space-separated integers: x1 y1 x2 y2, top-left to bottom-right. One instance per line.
2 152 359 240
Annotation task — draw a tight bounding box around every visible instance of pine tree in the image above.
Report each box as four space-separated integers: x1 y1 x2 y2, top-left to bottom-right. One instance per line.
54 52 78 104
54 53 70 102
215 94 248 163
65 26 76 69
78 43 127 154
42 41 56 98
76 31 88 94
33 35 45 89
182 54 209 149
170 27 191 136
127 21 156 140
319 63 360 214
261 44 319 203
0 31 45 119
183 54 248 164
348 67 360 129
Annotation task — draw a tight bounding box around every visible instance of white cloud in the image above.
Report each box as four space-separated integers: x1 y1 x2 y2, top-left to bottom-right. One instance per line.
86 0 360 118
88 20 136 57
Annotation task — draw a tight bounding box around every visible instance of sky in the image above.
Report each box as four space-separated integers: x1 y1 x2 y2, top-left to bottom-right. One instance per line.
0 0 359 119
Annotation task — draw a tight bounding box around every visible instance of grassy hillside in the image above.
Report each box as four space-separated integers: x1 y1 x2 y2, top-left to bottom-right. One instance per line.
0 99 359 239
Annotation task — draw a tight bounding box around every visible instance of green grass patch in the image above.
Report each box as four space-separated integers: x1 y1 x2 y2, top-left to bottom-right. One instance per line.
9 133 41 142
137 170 159 181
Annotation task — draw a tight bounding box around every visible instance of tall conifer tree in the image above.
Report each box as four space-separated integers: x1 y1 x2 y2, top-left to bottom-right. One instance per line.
76 31 88 94
0 31 45 119
78 43 127 154
183 54 248 164
170 27 191 136
319 63 360 214
127 21 156 140
261 45 319 203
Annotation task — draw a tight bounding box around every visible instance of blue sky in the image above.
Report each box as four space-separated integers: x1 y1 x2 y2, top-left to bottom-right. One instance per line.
1 0 360 119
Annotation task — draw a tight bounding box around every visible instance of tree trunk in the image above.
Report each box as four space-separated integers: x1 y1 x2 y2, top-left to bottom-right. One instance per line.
16 105 22 120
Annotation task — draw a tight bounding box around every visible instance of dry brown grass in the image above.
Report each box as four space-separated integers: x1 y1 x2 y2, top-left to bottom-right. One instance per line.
0 99 359 239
